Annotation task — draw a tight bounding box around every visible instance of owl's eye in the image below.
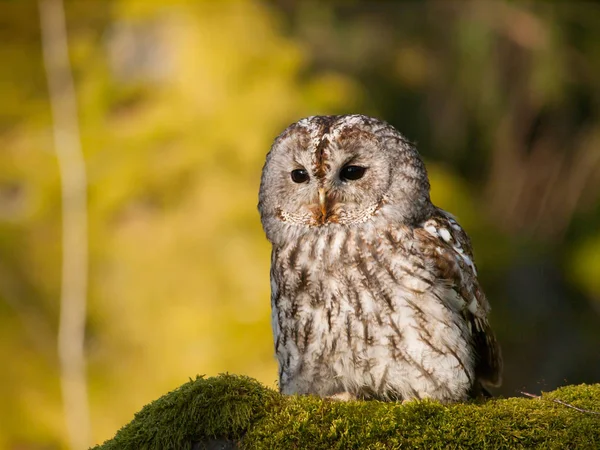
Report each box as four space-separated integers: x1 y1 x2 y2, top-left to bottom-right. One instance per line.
340 165 367 181
291 168 309 183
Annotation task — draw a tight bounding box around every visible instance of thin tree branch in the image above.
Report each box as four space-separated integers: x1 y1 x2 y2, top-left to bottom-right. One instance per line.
520 391 600 416
38 0 91 448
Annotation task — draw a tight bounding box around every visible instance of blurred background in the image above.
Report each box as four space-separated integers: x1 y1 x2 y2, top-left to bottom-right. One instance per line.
1 0 599 448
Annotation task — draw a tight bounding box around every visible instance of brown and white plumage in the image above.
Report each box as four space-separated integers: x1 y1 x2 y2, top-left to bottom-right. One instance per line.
258 114 502 402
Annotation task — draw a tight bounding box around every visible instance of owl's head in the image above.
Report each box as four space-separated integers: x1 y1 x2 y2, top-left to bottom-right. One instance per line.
258 114 432 244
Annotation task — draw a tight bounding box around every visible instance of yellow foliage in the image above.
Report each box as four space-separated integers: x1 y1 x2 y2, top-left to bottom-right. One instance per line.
3 1 598 449
0 1 358 448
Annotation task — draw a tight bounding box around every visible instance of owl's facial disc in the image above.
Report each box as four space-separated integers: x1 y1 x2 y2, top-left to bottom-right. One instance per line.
261 120 394 228
259 115 433 243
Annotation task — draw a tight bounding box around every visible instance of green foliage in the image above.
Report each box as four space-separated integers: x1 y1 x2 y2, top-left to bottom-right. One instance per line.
96 375 600 450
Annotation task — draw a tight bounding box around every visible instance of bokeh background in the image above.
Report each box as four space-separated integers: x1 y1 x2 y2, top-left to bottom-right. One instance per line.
1 0 599 448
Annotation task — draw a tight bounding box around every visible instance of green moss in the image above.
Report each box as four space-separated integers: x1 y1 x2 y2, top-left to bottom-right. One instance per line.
94 376 600 450
92 374 279 450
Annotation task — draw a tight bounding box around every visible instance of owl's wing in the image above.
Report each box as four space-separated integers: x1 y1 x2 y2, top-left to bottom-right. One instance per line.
414 209 502 388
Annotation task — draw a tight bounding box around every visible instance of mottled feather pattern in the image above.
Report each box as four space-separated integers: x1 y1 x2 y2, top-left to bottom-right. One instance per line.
419 210 502 387
259 114 502 402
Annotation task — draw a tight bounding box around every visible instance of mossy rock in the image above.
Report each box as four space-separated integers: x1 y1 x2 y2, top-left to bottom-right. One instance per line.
93 374 600 449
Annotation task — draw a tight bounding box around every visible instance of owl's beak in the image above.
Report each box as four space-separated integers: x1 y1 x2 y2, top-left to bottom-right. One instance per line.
318 187 327 222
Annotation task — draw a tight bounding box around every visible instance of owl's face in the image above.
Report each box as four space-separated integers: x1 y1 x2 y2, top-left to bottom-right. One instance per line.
259 115 431 244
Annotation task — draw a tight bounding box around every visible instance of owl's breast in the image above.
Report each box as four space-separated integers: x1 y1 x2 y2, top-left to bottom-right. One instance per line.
270 224 475 400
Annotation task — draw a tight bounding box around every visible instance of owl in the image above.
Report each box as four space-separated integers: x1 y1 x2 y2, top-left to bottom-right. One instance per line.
258 114 502 402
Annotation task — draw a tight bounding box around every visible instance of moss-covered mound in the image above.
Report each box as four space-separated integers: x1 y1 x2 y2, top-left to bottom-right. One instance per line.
94 375 600 449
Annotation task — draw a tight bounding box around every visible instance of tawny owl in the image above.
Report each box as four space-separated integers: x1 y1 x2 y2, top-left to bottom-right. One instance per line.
258 114 502 402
